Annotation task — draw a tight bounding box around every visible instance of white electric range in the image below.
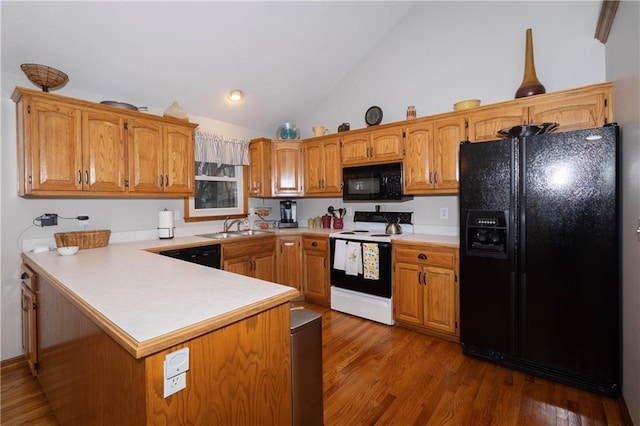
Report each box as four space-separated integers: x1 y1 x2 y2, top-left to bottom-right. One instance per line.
329 211 413 325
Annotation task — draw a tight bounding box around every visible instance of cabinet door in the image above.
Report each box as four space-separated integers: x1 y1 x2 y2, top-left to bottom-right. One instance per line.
303 250 329 303
303 140 323 194
28 98 83 192
277 236 302 289
271 141 303 196
163 124 194 194
393 261 423 326
224 256 252 277
432 117 464 192
322 137 343 195
21 282 38 376
128 118 164 193
467 106 527 142
253 251 276 282
369 126 404 163
82 110 126 192
341 133 370 166
403 122 434 193
528 92 608 133
248 139 270 197
423 266 457 335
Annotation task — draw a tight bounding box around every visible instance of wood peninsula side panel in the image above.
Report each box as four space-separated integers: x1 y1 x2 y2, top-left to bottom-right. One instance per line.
35 270 292 425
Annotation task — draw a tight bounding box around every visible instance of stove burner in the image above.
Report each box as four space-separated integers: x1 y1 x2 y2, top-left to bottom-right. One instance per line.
353 230 370 233
370 234 391 237
340 231 355 235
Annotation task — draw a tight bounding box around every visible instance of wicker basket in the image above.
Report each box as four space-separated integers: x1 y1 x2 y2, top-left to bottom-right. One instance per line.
54 230 111 249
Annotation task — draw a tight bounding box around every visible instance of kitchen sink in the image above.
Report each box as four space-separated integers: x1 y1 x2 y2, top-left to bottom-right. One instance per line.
196 230 273 239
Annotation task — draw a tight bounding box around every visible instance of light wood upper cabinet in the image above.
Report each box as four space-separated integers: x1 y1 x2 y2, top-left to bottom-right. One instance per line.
271 140 304 196
467 105 528 142
247 138 271 197
163 124 194 193
12 87 197 198
127 120 194 195
128 118 163 193
403 116 464 195
341 125 403 166
467 83 612 142
527 90 609 133
247 138 303 198
303 136 342 196
83 110 127 192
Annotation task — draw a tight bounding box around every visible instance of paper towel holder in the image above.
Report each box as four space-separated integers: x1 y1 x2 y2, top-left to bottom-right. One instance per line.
158 209 175 239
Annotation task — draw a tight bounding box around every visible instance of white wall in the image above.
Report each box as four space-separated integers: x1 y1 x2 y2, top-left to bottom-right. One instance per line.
605 1 640 423
297 1 605 137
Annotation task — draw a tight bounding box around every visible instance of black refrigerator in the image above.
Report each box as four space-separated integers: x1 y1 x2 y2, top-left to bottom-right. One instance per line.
459 125 620 396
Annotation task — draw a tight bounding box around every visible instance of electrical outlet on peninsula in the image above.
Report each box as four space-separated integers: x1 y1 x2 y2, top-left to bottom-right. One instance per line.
440 207 449 220
164 347 189 398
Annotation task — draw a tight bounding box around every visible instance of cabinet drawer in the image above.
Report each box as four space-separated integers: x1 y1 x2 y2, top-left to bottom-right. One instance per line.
302 236 328 251
223 236 276 259
393 246 455 268
21 264 37 291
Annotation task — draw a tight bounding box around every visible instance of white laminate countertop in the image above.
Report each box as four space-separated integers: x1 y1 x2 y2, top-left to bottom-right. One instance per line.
22 236 298 358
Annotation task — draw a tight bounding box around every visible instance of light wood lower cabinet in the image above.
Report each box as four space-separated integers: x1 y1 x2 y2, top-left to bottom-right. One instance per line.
222 236 276 282
276 235 303 292
20 264 38 376
33 270 291 425
393 242 459 340
302 235 330 305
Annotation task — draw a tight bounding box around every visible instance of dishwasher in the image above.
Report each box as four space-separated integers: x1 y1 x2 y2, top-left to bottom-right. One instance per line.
158 244 221 269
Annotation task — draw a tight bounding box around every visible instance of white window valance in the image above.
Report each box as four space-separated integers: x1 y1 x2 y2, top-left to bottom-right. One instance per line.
195 131 250 166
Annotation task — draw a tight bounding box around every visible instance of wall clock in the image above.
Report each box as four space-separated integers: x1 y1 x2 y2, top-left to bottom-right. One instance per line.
365 106 383 126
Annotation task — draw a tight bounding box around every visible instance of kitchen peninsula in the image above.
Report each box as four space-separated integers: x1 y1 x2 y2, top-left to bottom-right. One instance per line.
21 236 299 425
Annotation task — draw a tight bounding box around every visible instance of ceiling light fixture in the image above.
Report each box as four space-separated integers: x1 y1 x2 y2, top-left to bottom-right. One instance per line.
227 90 244 102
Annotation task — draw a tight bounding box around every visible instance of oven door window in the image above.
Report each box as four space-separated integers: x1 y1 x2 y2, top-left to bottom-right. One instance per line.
330 238 392 298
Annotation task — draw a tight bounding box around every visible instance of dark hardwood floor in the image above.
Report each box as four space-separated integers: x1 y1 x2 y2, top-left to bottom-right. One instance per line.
1 302 628 425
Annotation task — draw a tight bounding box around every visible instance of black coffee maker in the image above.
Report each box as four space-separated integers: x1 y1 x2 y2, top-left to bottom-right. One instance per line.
279 200 298 228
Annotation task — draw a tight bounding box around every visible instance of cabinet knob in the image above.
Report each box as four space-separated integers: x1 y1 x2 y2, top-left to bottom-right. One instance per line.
417 253 427 260
21 272 28 279
312 242 318 247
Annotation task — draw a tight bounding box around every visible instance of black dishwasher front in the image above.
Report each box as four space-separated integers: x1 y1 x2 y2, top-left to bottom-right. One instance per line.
158 244 221 269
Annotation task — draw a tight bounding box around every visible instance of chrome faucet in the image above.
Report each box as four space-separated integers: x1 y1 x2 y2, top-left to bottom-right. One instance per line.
223 218 243 232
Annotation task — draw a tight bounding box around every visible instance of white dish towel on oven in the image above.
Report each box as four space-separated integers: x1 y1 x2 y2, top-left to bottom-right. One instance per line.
333 240 347 271
345 242 363 276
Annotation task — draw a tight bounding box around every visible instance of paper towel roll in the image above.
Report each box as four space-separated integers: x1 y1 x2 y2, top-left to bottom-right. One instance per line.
158 210 174 239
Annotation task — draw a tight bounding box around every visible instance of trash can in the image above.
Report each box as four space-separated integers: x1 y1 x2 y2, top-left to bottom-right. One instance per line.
290 308 323 426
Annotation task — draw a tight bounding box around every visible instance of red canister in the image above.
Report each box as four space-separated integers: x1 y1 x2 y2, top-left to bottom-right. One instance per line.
322 215 331 228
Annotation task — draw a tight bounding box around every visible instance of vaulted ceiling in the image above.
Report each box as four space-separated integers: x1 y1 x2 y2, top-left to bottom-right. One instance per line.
2 1 416 133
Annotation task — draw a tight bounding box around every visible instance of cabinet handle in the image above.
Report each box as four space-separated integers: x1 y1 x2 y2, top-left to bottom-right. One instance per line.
428 172 433 184
78 170 82 184
423 272 428 286
434 172 438 184
160 175 164 187
85 171 89 185
417 253 427 260
165 175 169 187
417 271 423 285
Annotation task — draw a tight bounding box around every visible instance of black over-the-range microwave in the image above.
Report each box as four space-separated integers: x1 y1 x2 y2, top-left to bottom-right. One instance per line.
342 162 412 201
